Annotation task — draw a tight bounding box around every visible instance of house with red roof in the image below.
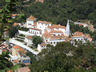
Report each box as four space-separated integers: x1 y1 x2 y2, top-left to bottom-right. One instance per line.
72 31 92 43
26 16 37 28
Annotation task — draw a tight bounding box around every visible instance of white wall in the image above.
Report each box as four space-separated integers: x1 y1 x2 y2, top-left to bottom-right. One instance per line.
26 20 34 28
37 22 52 31
74 22 88 27
29 29 42 37
72 37 85 42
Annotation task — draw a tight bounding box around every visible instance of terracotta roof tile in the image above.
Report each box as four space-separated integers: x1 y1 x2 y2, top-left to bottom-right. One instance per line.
38 20 51 24
27 16 36 21
43 31 66 40
13 22 18 26
11 14 17 17
13 59 18 63
73 31 84 37
7 70 13 72
48 24 66 29
13 45 25 53
26 36 32 39
50 30 63 33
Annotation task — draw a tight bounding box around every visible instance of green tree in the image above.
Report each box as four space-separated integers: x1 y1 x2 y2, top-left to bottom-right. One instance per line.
9 26 18 38
32 36 43 47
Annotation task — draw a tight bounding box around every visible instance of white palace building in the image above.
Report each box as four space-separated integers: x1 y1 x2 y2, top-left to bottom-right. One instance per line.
24 16 71 46
18 15 92 49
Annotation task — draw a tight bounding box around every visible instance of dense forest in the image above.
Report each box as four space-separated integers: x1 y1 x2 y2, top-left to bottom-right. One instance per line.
18 0 96 26
27 42 96 72
0 0 96 72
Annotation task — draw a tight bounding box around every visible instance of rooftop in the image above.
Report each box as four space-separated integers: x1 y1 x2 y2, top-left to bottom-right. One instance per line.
27 16 37 21
13 45 25 53
48 24 66 29
50 30 63 33
11 14 17 17
13 22 19 26
38 20 52 24
73 31 84 37
26 36 32 39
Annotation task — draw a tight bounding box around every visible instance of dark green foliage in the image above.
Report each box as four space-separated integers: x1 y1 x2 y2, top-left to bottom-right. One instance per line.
19 27 29 31
32 36 43 47
9 26 18 38
28 42 96 72
18 0 96 25
0 52 13 70
0 0 19 40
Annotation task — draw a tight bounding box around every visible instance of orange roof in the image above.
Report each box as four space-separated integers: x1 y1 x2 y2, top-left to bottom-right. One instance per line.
13 45 21 49
13 45 25 53
11 14 17 17
7 70 13 72
13 22 18 26
13 59 18 63
50 36 66 40
48 24 66 29
43 30 66 40
38 20 51 24
27 16 36 21
73 31 84 37
50 30 63 33
26 36 32 39
79 24 83 26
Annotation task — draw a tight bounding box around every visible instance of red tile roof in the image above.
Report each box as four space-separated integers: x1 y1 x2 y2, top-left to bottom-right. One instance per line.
48 24 66 29
13 22 18 26
13 59 18 63
73 31 84 37
27 16 36 21
11 14 17 17
50 30 63 33
26 36 32 39
7 70 13 72
43 30 66 40
13 45 25 53
38 20 52 24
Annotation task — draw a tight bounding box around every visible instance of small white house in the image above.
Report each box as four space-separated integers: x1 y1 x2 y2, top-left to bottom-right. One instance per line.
74 20 90 27
72 31 92 43
26 16 37 28
72 32 85 43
